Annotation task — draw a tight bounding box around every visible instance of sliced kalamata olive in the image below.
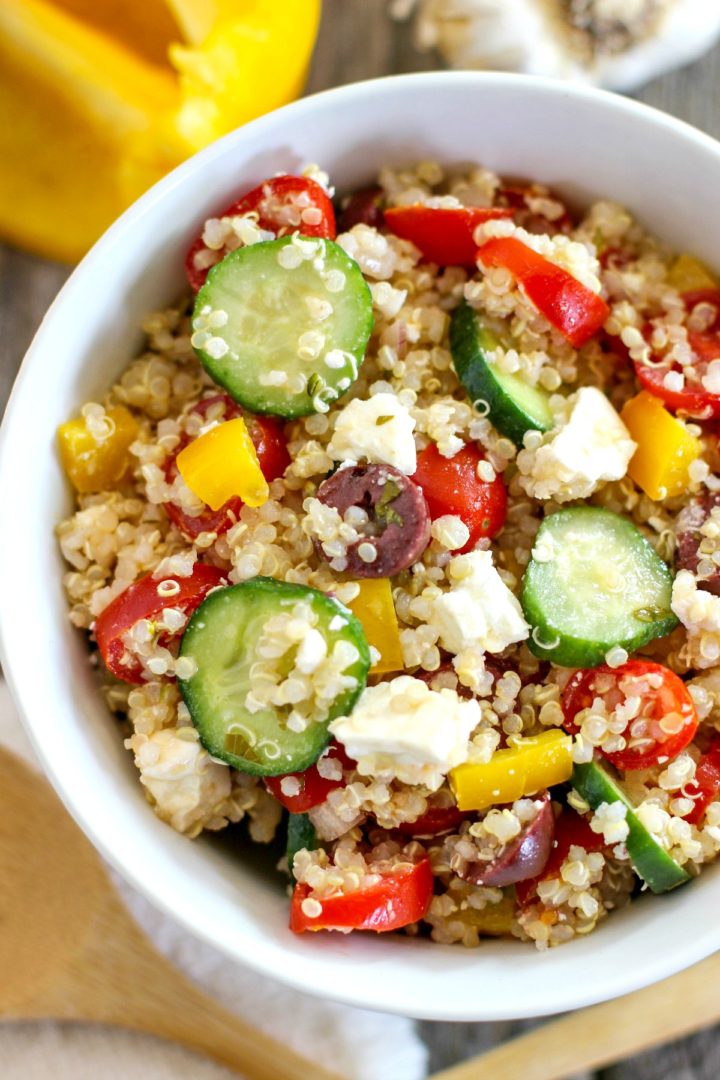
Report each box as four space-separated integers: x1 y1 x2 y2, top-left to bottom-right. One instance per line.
464 794 555 888
676 493 720 595
336 186 384 232
316 464 431 578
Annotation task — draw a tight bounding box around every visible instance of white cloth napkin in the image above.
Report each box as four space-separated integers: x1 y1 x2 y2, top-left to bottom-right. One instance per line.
0 679 427 1080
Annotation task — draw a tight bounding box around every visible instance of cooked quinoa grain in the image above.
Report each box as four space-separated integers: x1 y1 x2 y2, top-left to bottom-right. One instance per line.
58 161 720 948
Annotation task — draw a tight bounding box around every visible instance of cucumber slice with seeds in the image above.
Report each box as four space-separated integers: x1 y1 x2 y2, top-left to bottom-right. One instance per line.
450 300 554 445
178 578 370 776
521 507 678 668
192 237 373 419
572 760 690 894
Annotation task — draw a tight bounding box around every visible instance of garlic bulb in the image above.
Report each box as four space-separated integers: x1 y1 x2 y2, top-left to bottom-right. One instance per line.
393 0 720 91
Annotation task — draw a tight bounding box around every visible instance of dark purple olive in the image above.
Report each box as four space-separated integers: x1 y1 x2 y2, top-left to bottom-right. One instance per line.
465 793 555 888
336 186 384 232
316 464 430 578
676 493 720 595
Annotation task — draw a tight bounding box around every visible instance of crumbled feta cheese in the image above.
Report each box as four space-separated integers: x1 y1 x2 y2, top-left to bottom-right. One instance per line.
432 551 530 655
329 675 479 790
517 387 636 502
327 392 417 474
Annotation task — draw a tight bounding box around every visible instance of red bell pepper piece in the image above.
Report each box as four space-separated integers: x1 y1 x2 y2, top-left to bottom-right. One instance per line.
384 205 513 267
290 858 434 933
477 235 610 348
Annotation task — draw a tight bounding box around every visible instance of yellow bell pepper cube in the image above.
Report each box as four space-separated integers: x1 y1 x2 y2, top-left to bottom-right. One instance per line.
58 406 139 493
456 893 516 936
0 0 321 262
347 579 404 675
176 417 268 511
449 730 573 812
667 254 718 293
621 391 702 501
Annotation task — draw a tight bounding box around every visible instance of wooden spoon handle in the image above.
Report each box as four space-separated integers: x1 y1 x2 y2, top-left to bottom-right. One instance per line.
429 950 720 1080
52 895 345 1080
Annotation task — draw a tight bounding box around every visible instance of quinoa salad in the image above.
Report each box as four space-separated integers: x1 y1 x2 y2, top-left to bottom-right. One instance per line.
57 161 720 949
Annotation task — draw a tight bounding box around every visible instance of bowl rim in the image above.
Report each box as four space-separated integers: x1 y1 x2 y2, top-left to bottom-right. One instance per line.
4 70 720 1021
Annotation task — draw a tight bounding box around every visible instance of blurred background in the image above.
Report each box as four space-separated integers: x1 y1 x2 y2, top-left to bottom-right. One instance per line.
2 1 720 1077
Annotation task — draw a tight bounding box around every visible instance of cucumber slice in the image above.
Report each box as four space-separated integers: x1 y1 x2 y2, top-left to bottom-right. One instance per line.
521 507 678 668
450 301 554 445
178 578 370 776
287 812 318 877
572 760 690 894
193 237 373 418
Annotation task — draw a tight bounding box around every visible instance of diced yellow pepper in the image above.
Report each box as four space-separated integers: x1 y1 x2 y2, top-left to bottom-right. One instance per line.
456 893 516 936
0 0 321 262
58 406 139 493
449 730 573 812
347 579 404 675
176 417 268 511
667 254 718 293
621 391 702 501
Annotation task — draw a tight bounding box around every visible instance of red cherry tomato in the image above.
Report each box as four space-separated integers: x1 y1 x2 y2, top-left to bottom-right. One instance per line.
682 740 720 825
412 442 507 553
515 807 603 906
94 563 227 684
633 289 720 418
477 236 610 348
265 744 354 813
561 660 698 772
383 205 513 267
186 175 336 291
290 858 433 933
163 395 289 540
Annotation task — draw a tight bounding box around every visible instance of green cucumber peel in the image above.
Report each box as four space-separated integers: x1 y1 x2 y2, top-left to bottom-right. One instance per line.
572 760 690 894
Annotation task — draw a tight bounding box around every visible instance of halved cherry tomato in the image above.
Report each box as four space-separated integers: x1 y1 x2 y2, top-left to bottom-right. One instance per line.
633 289 720 418
290 858 433 933
412 442 507 553
683 740 720 825
561 660 698 772
163 395 289 540
94 563 227 684
496 184 574 236
396 803 466 837
515 807 604 906
477 236 610 348
265 744 354 813
186 175 336 291
383 205 513 267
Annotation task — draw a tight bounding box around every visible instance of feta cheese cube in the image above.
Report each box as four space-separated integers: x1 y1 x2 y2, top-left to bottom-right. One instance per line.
517 386 636 502
329 675 479 790
432 550 530 655
327 392 417 474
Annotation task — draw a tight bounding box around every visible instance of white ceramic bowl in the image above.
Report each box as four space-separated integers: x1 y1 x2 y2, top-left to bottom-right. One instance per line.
2 72 720 1022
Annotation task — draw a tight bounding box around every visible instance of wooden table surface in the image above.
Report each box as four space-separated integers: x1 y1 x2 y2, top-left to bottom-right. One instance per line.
2 3 720 1076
